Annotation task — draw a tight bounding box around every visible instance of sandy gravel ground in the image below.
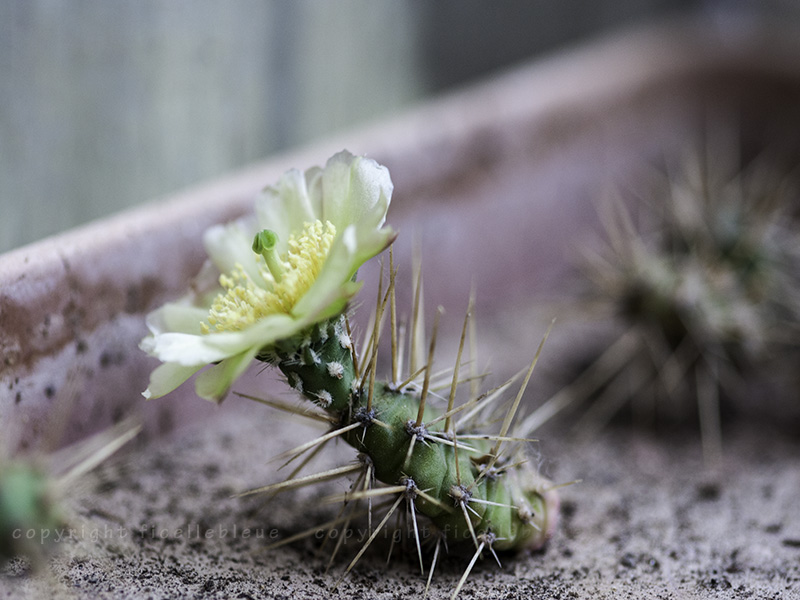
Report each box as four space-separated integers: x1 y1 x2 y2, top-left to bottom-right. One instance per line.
2 393 798 600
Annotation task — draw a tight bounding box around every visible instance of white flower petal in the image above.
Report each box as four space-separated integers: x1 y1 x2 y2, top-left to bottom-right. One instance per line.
193 259 224 297
308 151 393 230
213 312 302 351
146 312 304 366
203 220 266 286
144 332 238 365
195 346 260 402
142 361 204 399
256 169 316 253
145 301 210 336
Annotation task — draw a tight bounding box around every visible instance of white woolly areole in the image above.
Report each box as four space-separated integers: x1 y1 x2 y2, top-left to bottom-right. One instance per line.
316 390 333 407
337 331 352 349
327 361 345 379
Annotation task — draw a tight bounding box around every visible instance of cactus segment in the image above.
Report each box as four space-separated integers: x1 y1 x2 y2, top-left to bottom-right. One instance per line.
253 278 558 574
1 420 140 565
0 463 60 564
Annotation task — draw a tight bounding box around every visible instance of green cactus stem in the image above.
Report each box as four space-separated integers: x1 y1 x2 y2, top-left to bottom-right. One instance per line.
256 310 557 554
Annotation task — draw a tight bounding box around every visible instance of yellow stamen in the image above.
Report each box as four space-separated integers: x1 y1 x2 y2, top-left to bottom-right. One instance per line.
202 220 336 333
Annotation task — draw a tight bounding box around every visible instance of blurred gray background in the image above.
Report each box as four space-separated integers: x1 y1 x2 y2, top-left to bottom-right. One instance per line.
1 0 796 254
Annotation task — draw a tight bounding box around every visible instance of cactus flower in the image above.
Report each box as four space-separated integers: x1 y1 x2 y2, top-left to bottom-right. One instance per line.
140 151 395 401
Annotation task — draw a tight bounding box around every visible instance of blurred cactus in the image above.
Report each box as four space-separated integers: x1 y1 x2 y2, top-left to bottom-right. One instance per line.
552 133 800 458
1 420 139 568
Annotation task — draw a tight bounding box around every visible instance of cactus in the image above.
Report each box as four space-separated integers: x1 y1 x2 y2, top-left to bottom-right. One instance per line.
528 135 800 461
141 151 560 597
0 420 139 567
0 462 60 565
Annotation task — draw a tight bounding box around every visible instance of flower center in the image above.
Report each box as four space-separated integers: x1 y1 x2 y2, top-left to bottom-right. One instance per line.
203 220 336 333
